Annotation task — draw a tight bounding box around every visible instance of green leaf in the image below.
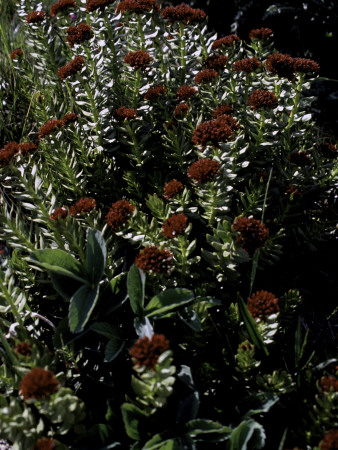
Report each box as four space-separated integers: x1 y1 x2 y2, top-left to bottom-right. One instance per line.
50 272 83 300
228 419 265 450
127 264 145 317
69 284 100 333
244 393 279 418
184 419 232 442
29 249 88 284
121 402 148 440
86 228 106 284
145 289 195 318
105 339 125 363
143 437 181 450
90 322 120 340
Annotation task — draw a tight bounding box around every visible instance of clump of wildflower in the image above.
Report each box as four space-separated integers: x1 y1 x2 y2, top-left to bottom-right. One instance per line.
317 142 338 159
86 0 114 12
130 334 170 370
162 213 188 238
195 68 218 84
57 55 85 80
50 0 77 17
265 53 295 81
161 3 206 25
38 119 64 140
204 54 228 70
249 28 273 40
61 112 78 125
232 216 269 255
319 376 338 393
248 89 278 110
0 142 20 166
211 34 240 50
319 429 338 450
26 11 46 24
188 159 220 183
174 103 189 117
66 23 93 48
233 57 262 73
70 198 96 216
124 50 152 71
289 151 311 167
135 246 173 274
113 106 137 121
105 200 135 230
116 0 159 14
192 115 238 148
18 142 37 155
293 57 320 75
20 368 59 400
212 104 233 117
176 85 197 101
163 180 184 199
34 438 56 450
10 48 23 60
49 207 68 221
15 342 32 356
247 290 279 320
144 84 166 101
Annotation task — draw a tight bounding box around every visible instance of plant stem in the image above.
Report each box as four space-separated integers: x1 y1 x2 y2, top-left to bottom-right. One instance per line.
178 23 186 83
0 327 17 365
287 74 304 129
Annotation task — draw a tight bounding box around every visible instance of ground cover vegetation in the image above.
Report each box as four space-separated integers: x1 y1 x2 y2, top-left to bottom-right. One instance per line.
0 0 337 449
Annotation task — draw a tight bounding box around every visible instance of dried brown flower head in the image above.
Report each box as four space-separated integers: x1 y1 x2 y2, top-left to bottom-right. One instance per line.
163 180 184 199
124 50 152 71
161 3 206 25
248 89 278 110
34 438 56 450
10 48 23 60
57 55 85 80
113 107 137 121
162 213 188 238
233 57 262 73
0 142 20 166
61 113 79 125
176 85 197 101
38 120 64 140
49 207 69 221
247 290 279 320
86 0 114 12
265 53 295 81
286 184 302 200
26 11 46 24
20 368 59 400
212 104 233 117
50 0 77 17
70 198 96 216
232 216 269 255
188 158 220 183
174 103 189 117
293 57 320 75
195 69 218 84
319 376 338 393
204 54 228 70
317 142 338 159
116 0 159 14
249 28 273 40
105 200 135 230
144 84 166 101
15 342 32 356
66 23 93 48
192 115 238 148
289 151 311 167
135 246 173 274
211 34 240 51
130 334 170 369
319 429 338 450
19 142 38 155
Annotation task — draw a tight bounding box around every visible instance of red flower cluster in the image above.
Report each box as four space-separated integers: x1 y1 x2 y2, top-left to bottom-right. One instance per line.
293 57 320 74
289 151 311 167
50 0 77 17
163 179 184 199
211 34 240 50
113 107 137 121
162 213 188 238
57 55 85 80
38 119 64 139
129 334 170 370
70 198 96 216
86 0 114 12
195 69 218 84
116 0 159 14
0 142 19 167
249 28 273 40
49 207 68 221
265 53 296 81
204 54 228 70
212 104 233 117
26 11 46 24
174 103 189 117
124 50 152 71
247 290 279 320
233 57 262 73
135 246 173 274
161 3 206 25
232 216 269 254
192 115 239 148
66 23 93 48
319 376 338 393
248 89 278 110
188 158 220 183
317 142 337 159
61 112 78 125
15 342 32 356
10 48 23 60
19 142 37 155
20 368 59 400
34 439 56 450
144 84 166 101
105 200 135 230
176 85 197 101
286 184 302 200
319 429 338 450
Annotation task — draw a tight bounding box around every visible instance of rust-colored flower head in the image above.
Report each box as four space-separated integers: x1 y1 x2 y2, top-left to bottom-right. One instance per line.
211 34 240 51
286 184 302 200
204 54 228 70
265 53 295 81
319 429 338 450
188 158 220 183
15 342 32 356
233 57 262 73
61 112 78 125
124 50 152 71
26 11 46 24
249 28 273 40
105 200 135 230
38 119 64 140
116 0 160 14
195 69 218 84
176 85 197 101
162 213 188 238
174 103 189 117
34 438 56 450
57 55 85 80
70 198 96 216
130 334 170 370
66 23 93 48
0 142 20 166
319 376 338 393
18 142 38 155
144 84 166 101
50 0 77 17
113 106 137 121
192 115 238 148
248 89 278 110
20 368 59 400
49 207 69 221
10 48 23 60
293 57 320 75
247 290 279 320
163 179 184 199
86 0 114 12
135 246 173 274
317 142 338 159
232 216 269 255
212 104 233 117
161 3 206 25
289 151 311 167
